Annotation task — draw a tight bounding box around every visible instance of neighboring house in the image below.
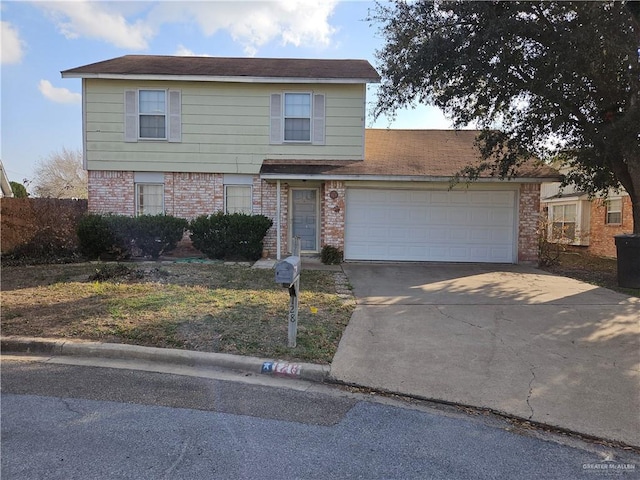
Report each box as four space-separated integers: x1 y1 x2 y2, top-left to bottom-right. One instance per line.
62 55 557 264
541 177 634 258
0 161 13 198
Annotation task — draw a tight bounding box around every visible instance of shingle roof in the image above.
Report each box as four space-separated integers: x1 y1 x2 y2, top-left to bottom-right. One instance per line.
61 55 380 82
261 129 559 180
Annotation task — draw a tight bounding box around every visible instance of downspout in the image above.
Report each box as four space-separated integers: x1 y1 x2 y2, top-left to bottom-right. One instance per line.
276 179 281 260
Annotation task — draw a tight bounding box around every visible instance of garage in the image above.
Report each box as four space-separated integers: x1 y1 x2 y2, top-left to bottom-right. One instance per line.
344 188 517 263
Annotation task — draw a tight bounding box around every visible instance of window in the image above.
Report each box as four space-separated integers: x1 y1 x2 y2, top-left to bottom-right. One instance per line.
284 93 311 142
550 204 577 241
125 90 181 143
139 90 166 139
225 185 252 214
606 198 622 224
136 184 164 216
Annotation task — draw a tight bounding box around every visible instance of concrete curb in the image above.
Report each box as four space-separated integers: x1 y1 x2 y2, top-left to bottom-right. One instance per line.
1 336 330 383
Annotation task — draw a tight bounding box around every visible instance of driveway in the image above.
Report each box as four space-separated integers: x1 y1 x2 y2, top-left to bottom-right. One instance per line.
331 263 640 446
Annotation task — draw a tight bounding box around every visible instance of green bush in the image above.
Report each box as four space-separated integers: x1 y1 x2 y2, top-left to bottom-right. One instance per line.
189 212 273 261
77 213 188 260
77 213 117 259
129 214 189 259
321 245 343 265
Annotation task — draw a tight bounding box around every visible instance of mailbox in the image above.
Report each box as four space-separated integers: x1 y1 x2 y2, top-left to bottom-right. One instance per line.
275 256 301 286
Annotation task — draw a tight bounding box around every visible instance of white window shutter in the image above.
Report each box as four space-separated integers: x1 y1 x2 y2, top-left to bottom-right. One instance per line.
168 90 182 143
270 93 282 144
312 93 325 145
124 90 138 142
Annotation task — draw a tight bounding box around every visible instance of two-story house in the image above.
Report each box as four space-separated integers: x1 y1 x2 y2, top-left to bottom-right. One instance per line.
62 55 557 264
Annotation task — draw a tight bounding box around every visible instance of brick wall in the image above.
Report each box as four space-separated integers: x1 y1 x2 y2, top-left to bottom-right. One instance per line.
88 171 135 215
322 180 346 250
518 183 540 264
164 172 222 219
588 196 634 258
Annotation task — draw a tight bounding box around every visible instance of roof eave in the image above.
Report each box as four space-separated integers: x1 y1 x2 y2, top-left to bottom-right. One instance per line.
60 72 380 84
260 173 559 183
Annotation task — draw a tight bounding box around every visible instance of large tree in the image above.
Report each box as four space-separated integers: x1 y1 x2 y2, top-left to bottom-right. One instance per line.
32 148 88 199
372 1 640 234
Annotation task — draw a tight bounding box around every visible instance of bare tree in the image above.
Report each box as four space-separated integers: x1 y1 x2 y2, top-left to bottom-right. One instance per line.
32 148 87 199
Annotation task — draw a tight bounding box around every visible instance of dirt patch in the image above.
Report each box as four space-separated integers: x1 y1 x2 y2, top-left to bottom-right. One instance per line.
539 250 638 297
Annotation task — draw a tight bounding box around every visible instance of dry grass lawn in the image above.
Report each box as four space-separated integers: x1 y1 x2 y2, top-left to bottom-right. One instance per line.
1 262 354 364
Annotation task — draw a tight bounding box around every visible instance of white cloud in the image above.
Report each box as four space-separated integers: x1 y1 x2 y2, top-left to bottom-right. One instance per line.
39 1 154 50
36 0 339 55
174 45 212 57
38 80 81 104
1 21 25 64
149 1 339 56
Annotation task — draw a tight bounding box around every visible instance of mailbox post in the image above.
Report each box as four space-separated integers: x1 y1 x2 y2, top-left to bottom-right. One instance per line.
275 255 301 348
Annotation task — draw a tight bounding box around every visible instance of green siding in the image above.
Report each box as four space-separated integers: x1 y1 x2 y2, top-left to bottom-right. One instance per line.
84 79 366 173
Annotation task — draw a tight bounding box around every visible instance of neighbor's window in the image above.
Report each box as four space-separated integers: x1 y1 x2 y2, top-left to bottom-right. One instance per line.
551 203 577 241
139 90 166 139
225 185 252 214
605 198 622 225
136 184 164 216
284 93 311 142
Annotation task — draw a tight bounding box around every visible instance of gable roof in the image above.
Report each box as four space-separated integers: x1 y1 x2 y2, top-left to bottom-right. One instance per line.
261 129 559 182
61 55 381 84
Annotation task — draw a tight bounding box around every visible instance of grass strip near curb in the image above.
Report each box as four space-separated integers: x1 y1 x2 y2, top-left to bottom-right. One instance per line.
1 263 354 364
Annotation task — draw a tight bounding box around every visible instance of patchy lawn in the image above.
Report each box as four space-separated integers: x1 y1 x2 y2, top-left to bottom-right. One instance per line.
1 262 355 364
539 250 639 297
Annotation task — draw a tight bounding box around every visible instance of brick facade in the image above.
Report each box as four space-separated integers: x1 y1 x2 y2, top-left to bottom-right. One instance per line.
518 183 541 264
588 196 634 258
88 170 541 263
321 180 346 250
88 171 135 216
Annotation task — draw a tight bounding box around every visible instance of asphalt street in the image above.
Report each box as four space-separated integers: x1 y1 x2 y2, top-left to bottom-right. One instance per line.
2 359 638 479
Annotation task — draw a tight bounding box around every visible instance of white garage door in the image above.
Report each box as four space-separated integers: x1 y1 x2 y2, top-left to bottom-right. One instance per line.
345 189 516 263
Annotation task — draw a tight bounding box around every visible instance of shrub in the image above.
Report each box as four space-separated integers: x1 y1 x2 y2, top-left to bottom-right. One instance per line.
189 213 273 261
321 245 343 265
77 213 117 259
77 213 188 260
4 228 81 265
129 215 189 259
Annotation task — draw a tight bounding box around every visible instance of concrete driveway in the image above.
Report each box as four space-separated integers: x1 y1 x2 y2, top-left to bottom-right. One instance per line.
331 263 640 446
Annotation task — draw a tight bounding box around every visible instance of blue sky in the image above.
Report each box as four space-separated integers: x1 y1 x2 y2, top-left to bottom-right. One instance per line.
1 0 453 188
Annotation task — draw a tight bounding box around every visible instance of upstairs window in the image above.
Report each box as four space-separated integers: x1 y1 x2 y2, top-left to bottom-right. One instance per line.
284 93 311 142
125 89 181 143
270 92 325 145
605 198 622 225
139 90 166 139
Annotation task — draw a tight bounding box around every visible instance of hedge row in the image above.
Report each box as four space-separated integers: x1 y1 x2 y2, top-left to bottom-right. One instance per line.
77 214 188 260
77 212 272 261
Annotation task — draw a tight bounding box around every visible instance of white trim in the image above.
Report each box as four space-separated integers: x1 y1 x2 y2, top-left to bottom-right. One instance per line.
283 91 312 143
61 73 378 84
138 88 168 141
276 180 282 260
134 172 164 183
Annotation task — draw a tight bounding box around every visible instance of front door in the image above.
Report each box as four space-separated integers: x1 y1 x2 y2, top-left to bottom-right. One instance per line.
292 189 318 252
